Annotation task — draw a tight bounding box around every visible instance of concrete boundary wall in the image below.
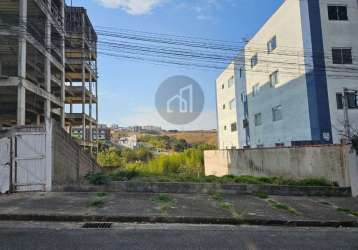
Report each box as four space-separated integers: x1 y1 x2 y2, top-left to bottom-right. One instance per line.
204 145 355 188
52 121 101 188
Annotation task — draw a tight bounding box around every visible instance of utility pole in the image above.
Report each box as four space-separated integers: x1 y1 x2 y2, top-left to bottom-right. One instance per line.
343 88 358 143
343 88 351 142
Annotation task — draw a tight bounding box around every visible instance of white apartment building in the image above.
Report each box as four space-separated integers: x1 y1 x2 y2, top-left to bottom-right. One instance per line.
216 0 358 149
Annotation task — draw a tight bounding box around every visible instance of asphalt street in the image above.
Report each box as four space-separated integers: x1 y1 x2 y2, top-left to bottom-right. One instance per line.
0 222 357 250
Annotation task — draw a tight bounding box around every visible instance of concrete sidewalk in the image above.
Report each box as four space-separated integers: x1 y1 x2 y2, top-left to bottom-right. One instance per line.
0 192 357 227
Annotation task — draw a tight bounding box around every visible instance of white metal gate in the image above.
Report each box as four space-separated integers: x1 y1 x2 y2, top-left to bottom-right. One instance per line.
0 137 11 194
13 133 47 192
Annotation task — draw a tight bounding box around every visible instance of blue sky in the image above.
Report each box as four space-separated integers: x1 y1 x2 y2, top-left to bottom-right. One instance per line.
66 0 283 130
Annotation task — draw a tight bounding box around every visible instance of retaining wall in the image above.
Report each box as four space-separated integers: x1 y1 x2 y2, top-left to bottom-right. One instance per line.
204 145 354 187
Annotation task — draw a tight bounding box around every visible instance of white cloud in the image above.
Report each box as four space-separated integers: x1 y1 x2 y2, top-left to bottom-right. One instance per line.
96 0 167 15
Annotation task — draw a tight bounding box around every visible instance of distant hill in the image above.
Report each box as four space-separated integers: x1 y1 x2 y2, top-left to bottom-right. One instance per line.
111 130 218 147
162 130 217 146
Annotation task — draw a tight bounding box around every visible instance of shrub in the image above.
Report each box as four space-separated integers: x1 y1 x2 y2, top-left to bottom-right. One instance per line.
110 169 139 181
97 148 123 167
86 172 110 185
255 192 269 199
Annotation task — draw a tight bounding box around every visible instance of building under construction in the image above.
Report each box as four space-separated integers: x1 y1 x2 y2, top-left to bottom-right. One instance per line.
65 6 98 154
0 0 99 154
0 0 66 127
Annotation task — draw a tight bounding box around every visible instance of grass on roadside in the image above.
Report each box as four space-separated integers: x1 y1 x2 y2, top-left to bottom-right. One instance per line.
89 197 106 208
96 192 108 198
151 194 176 213
337 207 358 217
267 199 300 215
88 192 109 208
209 192 241 220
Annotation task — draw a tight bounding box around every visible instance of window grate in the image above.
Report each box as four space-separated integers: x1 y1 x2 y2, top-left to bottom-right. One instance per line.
82 223 113 229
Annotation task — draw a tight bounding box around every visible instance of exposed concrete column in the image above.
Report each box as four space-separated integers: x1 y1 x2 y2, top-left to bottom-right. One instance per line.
89 26 93 154
89 73 93 154
36 114 41 126
81 13 86 144
60 0 66 128
82 62 86 142
17 85 26 125
95 44 99 155
44 19 51 122
17 0 27 126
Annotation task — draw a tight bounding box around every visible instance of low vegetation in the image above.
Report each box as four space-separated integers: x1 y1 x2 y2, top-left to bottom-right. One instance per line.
267 199 300 215
209 192 241 219
255 192 269 199
86 171 335 188
88 192 109 208
85 172 111 185
337 207 358 217
151 194 176 213
91 137 334 188
97 147 154 168
139 134 189 152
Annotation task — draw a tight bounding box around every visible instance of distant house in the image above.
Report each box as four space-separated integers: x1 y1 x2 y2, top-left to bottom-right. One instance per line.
117 135 139 149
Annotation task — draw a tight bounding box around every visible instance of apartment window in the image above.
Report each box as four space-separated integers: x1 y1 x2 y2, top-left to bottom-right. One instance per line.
267 36 277 53
251 54 258 68
222 84 225 89
275 143 285 147
252 84 260 97
223 104 226 110
243 119 249 128
239 68 243 78
229 98 236 110
328 5 348 21
332 48 352 64
254 113 262 127
241 92 247 103
231 122 237 132
336 93 358 109
224 125 227 131
272 105 283 121
269 71 279 87
228 76 234 88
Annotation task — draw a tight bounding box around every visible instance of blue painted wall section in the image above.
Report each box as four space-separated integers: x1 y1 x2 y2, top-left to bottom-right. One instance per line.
307 0 333 143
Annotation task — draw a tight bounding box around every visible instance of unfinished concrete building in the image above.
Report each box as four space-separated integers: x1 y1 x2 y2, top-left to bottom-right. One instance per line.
0 0 66 127
64 6 98 154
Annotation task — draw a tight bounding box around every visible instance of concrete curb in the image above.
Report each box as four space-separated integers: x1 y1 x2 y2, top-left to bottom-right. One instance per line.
0 214 357 228
55 182 352 197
